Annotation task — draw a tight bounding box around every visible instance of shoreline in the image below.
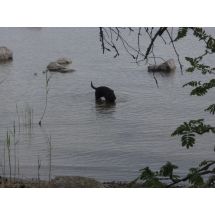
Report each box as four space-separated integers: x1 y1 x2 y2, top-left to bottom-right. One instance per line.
0 175 140 188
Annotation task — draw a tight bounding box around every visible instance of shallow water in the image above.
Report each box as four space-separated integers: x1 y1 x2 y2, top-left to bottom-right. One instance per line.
0 27 214 181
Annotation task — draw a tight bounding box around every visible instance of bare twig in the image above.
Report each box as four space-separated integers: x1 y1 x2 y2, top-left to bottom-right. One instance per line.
39 70 52 126
99 27 105 54
144 27 167 60
152 72 159 88
166 29 183 74
37 156 41 185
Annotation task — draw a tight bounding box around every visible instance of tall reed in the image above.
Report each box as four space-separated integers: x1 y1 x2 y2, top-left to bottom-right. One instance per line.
17 159 20 179
12 120 19 181
16 104 21 133
3 136 6 179
37 156 41 185
6 131 12 182
24 104 33 128
48 135 52 183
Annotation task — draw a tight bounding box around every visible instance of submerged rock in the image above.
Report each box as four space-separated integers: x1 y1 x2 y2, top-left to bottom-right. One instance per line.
148 59 176 72
51 176 104 188
0 46 13 62
47 58 73 73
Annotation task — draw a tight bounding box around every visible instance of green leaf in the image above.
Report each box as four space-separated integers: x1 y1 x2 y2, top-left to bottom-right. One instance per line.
204 104 215 115
189 79 215 96
139 167 164 187
191 28 208 41
207 37 215 51
190 86 208 96
181 132 195 148
188 168 204 187
174 27 188 42
159 161 178 178
185 57 198 67
199 160 208 166
171 122 190 136
172 119 215 148
186 67 195 73
139 167 155 180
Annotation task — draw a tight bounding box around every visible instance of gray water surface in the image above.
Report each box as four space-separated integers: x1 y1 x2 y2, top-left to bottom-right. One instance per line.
0 28 214 181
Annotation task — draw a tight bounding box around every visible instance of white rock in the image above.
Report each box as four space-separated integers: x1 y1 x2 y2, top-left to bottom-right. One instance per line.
148 59 176 72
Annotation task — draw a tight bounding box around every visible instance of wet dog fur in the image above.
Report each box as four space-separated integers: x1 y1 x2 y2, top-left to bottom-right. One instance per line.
91 81 116 103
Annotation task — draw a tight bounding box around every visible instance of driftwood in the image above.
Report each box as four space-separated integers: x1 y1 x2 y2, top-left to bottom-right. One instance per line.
0 47 13 62
148 59 176 72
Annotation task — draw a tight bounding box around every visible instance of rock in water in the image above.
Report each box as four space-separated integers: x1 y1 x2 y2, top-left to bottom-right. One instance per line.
47 58 74 73
47 62 67 71
0 47 13 62
56 58 72 65
148 59 176 72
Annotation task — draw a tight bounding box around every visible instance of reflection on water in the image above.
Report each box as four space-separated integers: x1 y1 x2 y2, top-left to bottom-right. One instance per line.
95 101 116 114
0 27 215 181
148 70 176 79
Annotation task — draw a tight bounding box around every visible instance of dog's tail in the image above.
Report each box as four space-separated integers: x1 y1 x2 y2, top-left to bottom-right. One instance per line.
91 81 97 90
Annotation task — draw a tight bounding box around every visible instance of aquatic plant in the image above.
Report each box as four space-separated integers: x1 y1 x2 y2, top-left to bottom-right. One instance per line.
37 156 41 185
16 104 21 133
6 131 11 182
39 70 52 126
3 135 6 179
12 120 17 180
24 104 33 128
48 135 52 183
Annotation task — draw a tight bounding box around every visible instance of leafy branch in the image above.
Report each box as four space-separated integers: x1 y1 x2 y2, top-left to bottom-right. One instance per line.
174 27 189 42
171 119 215 148
204 104 215 114
131 160 215 187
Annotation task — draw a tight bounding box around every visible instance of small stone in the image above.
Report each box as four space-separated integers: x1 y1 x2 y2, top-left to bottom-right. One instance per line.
0 46 13 62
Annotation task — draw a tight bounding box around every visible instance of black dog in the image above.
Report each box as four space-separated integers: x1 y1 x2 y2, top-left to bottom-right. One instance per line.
91 81 116 103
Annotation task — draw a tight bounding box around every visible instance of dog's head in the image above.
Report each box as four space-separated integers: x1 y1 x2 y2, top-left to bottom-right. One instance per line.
106 90 116 103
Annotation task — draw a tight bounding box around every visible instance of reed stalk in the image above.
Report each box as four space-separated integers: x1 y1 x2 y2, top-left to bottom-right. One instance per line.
48 136 52 183
16 104 21 133
6 131 12 183
39 70 52 126
13 121 17 181
37 156 41 185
